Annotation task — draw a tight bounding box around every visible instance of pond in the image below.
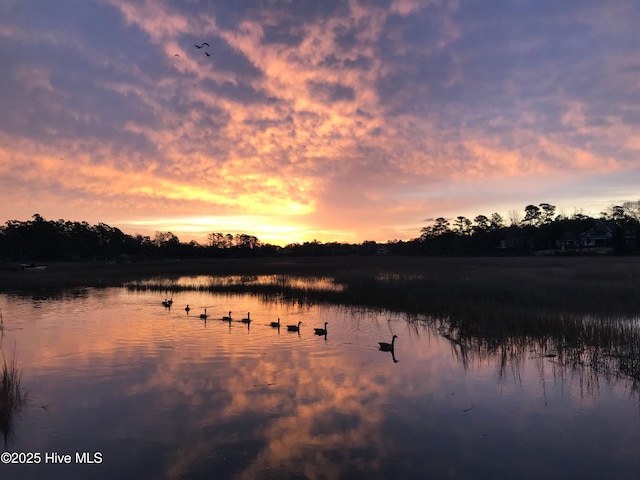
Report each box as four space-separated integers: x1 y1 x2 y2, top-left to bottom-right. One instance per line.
1 281 639 479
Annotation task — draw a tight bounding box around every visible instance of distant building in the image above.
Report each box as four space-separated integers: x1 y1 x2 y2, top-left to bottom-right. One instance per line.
578 219 637 249
579 220 616 248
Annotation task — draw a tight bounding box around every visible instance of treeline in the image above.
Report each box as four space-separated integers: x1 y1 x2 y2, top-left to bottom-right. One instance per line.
418 202 640 255
0 214 278 261
0 214 379 261
1 202 639 262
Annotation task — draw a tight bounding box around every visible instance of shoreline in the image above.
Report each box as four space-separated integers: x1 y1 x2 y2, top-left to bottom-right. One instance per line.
1 255 639 291
0 256 399 290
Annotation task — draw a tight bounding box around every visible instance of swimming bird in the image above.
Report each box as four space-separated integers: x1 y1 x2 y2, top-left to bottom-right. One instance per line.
241 312 251 324
221 311 232 321
287 321 302 332
314 322 328 335
379 335 397 352
199 308 207 319
270 318 281 328
185 305 191 313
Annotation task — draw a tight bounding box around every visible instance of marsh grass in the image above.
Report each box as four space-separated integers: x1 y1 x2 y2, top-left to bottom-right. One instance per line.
125 256 640 387
122 257 640 325
0 348 28 447
5 256 640 390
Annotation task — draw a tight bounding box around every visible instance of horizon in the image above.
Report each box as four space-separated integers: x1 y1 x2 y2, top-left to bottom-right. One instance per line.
4 201 630 248
2 1 639 245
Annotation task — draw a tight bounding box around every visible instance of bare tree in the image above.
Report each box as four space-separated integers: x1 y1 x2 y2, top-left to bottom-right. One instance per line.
508 209 522 227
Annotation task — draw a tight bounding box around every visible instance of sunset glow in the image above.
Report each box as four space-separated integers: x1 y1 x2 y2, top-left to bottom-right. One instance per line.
1 1 639 245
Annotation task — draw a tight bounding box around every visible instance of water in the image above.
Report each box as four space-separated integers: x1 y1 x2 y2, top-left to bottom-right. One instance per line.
1 284 639 479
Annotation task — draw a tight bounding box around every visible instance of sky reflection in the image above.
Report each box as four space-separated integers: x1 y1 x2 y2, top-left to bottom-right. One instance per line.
0 287 639 479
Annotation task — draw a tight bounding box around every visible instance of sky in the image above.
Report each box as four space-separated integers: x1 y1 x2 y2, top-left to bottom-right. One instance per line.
1 0 639 246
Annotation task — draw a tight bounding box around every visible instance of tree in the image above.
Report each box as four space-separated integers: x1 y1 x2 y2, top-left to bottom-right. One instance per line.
207 233 227 248
473 215 490 233
453 216 472 236
523 204 541 227
508 209 522 227
622 200 640 222
489 213 504 231
154 231 179 247
539 203 556 225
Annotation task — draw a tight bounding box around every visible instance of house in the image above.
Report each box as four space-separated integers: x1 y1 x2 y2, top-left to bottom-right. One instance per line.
578 219 639 248
579 220 616 247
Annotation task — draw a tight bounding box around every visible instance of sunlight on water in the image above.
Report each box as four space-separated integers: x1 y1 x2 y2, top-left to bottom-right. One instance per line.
128 274 344 292
0 285 639 479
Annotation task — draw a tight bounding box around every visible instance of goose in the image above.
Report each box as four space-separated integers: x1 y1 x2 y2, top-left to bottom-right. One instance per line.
270 318 281 328
221 311 232 321
199 308 207 319
185 305 191 313
379 335 397 352
205 51 211 57
314 322 328 335
241 312 251 324
287 321 302 332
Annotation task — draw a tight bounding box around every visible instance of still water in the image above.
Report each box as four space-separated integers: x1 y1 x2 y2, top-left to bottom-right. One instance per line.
0 283 639 479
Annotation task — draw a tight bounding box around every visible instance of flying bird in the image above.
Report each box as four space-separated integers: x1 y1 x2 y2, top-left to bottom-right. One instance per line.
195 42 210 49
174 54 180 57
205 52 210 57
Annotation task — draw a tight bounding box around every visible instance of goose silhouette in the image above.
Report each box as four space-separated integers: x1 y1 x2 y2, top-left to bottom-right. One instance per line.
314 322 328 335
379 335 397 352
199 308 207 319
287 321 302 332
270 318 281 328
185 305 191 313
241 312 251 324
221 311 232 321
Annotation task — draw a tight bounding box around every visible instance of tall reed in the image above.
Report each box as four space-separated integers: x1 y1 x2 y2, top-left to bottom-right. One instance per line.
0 348 28 447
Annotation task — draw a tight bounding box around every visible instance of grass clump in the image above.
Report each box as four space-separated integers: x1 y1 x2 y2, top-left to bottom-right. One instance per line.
0 338 28 446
